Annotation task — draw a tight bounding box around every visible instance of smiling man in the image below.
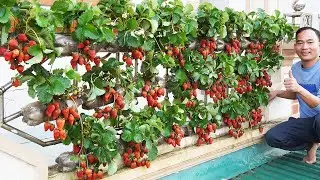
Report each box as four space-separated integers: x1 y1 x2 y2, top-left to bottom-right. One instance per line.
265 27 320 164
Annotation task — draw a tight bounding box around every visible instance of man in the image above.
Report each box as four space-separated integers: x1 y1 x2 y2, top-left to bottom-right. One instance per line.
265 27 320 164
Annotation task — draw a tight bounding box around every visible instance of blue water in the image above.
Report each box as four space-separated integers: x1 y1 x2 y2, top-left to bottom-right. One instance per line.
162 142 288 180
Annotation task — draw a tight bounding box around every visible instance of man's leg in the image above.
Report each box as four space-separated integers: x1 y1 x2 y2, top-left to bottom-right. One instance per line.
265 116 319 163
305 115 320 164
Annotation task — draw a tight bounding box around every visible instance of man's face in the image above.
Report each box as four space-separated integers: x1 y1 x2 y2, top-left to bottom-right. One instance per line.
294 29 320 62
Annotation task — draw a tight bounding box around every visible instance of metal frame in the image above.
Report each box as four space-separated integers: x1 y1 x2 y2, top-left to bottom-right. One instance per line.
0 81 60 147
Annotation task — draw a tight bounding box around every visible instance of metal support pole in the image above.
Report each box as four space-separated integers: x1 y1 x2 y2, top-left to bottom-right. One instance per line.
1 123 61 147
4 111 22 123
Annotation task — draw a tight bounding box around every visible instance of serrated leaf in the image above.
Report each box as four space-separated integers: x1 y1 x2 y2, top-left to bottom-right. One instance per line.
149 19 158 33
101 27 114 42
133 133 143 143
176 69 187 84
78 9 93 25
1 24 9 45
83 138 91 149
36 14 50 28
142 39 155 51
127 18 137 30
84 24 100 40
88 85 105 101
108 161 118 175
147 145 158 161
50 75 71 95
36 83 53 103
28 45 42 56
0 7 10 23
27 53 43 65
51 0 70 12
66 69 81 81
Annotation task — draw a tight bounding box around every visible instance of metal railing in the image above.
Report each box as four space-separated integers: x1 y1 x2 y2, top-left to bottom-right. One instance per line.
0 82 61 147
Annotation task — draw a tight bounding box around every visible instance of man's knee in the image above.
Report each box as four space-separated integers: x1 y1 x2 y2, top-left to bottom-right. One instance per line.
264 130 278 147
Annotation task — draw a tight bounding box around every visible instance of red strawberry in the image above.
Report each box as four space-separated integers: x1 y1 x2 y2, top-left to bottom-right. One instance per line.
8 39 18 50
73 144 81 154
28 40 37 47
17 34 28 42
44 121 51 131
110 109 118 119
53 128 60 140
87 154 95 164
0 47 6 55
11 79 20 87
4 51 13 61
12 49 20 58
17 65 24 74
125 58 133 66
56 118 65 130
87 50 96 58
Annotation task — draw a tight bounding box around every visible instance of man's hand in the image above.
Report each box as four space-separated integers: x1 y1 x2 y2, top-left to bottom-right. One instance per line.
268 91 279 102
284 70 302 93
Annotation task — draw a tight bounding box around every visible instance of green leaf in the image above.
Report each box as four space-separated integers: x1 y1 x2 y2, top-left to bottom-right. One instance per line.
270 24 280 36
101 27 114 42
163 126 171 137
36 14 50 28
84 24 100 40
28 45 42 56
121 130 132 142
108 161 118 175
133 133 143 143
27 53 44 65
51 0 70 12
83 138 91 149
36 83 53 103
50 75 71 95
127 18 137 30
78 9 93 25
142 39 155 51
127 35 142 48
0 7 10 23
146 139 152 150
1 24 9 45
184 63 194 72
238 64 246 75
147 145 158 161
88 85 105 101
149 19 158 33
176 69 187 84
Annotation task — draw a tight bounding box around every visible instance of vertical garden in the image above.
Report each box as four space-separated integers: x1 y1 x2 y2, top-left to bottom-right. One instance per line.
0 0 294 179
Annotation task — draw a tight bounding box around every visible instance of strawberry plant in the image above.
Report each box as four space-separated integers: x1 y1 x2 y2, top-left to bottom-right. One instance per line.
0 0 296 177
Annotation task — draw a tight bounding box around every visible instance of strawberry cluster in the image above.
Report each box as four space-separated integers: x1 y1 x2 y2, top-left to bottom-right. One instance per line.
249 108 263 127
166 45 186 67
93 106 118 120
165 124 185 147
141 81 165 109
101 86 124 119
195 123 216 146
44 102 80 140
224 114 246 139
205 74 228 103
235 76 253 94
254 70 272 88
246 42 264 61
131 48 144 60
122 142 150 169
71 40 101 71
225 39 241 55
1 34 38 83
198 38 216 59
76 154 103 180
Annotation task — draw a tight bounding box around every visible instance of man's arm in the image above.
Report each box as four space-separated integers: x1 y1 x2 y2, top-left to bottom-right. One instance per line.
268 89 297 102
296 87 320 108
284 70 320 108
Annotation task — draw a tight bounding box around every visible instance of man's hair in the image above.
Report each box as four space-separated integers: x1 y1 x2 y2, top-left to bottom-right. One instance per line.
296 27 320 42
